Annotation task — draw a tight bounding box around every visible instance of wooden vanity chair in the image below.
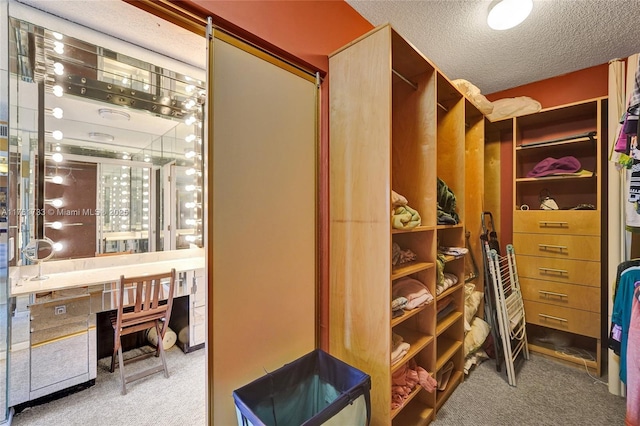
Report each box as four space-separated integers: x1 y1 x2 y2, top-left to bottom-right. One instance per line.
109 269 176 395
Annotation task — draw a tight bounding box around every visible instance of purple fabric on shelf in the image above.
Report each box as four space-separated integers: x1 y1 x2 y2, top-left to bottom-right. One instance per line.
526 156 582 178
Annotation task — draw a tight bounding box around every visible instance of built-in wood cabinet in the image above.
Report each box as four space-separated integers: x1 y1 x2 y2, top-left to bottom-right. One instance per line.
502 97 607 375
329 24 484 425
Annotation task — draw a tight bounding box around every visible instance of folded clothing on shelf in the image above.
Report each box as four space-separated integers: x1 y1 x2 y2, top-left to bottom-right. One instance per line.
393 277 433 309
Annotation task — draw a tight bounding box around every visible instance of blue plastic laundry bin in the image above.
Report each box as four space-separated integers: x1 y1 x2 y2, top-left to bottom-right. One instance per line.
233 349 371 426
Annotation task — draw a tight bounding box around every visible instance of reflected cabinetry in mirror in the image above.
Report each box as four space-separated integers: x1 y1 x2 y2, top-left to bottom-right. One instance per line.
8 17 205 264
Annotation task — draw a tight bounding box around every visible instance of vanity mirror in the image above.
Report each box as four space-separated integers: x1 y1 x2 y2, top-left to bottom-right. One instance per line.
8 17 205 265
22 238 54 280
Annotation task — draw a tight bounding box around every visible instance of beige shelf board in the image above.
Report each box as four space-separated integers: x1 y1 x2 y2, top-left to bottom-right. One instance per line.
516 135 596 150
436 282 463 301
392 327 435 374
528 342 598 371
392 261 434 280
435 370 463 411
436 311 463 336
391 385 422 420
442 254 464 263
436 338 462 371
515 172 594 183
392 225 435 234
392 389 434 425
436 223 464 230
391 302 430 328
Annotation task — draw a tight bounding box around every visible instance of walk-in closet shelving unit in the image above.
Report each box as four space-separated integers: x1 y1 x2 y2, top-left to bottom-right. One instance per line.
329 24 475 426
506 97 607 375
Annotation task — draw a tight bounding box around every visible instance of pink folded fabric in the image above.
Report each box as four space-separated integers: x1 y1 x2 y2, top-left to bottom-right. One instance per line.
392 277 433 309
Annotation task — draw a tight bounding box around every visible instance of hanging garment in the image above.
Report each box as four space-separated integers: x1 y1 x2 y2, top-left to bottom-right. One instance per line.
626 289 640 426
610 262 640 384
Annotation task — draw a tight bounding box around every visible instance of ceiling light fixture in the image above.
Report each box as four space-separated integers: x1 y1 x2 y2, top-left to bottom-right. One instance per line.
98 108 131 121
487 0 533 30
88 132 115 142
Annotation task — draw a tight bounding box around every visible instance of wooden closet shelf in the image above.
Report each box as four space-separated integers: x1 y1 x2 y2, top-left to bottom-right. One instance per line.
391 302 430 328
392 327 434 374
392 225 435 234
392 261 434 280
436 338 462 371
436 311 462 336
391 386 422 420
516 135 596 151
392 395 434 425
516 173 595 183
435 370 463 410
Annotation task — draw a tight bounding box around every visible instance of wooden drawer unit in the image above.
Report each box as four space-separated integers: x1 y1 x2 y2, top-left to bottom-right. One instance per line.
516 255 600 287
523 300 600 338
513 210 599 236
520 278 600 313
512 233 600 261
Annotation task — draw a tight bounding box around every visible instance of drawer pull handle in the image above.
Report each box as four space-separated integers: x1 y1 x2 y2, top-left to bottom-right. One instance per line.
539 313 568 323
539 221 569 228
538 244 567 251
539 290 568 298
539 267 568 275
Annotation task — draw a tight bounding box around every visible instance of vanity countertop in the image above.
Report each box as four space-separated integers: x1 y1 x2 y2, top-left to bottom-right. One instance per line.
10 248 205 297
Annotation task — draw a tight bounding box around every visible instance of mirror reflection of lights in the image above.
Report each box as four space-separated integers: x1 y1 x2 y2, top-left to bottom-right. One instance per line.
52 31 63 40
51 221 62 230
52 85 63 97
122 153 129 160
143 207 149 212
143 199 149 204
53 41 64 54
185 84 195 93
53 242 63 251
185 219 196 226
185 150 196 159
121 173 128 178
142 224 149 229
185 134 196 143
50 198 63 208
143 183 149 188
185 168 196 176
120 182 127 186
185 116 196 126
143 175 149 180
185 202 196 209
185 185 195 192
184 99 196 109
185 235 197 243
143 191 148 196
52 107 63 119
53 62 64 76
51 153 64 162
54 144 61 152
52 175 63 184
52 130 63 140
144 157 151 162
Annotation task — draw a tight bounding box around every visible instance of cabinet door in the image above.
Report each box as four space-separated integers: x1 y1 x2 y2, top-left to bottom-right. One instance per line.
31 332 89 391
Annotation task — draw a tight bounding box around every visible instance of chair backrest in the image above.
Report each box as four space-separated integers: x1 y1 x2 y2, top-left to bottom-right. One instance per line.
115 269 176 335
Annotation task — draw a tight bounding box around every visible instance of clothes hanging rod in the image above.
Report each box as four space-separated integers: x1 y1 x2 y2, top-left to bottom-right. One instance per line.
437 103 449 112
392 69 418 90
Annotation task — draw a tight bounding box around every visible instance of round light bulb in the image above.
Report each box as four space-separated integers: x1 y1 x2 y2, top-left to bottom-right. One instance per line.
53 242 63 251
51 221 62 230
52 130 63 140
52 175 63 184
52 107 63 119
487 0 533 30
53 85 63 97
51 153 64 163
53 62 64 76
51 198 63 208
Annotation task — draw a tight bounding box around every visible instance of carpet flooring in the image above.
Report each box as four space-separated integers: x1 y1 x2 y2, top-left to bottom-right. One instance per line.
8 348 629 426
433 353 627 425
11 346 206 426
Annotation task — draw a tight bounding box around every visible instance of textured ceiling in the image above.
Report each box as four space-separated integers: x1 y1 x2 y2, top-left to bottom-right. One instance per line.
347 0 640 94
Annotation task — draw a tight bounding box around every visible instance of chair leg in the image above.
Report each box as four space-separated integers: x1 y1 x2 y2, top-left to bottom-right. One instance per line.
118 345 127 395
155 322 169 378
